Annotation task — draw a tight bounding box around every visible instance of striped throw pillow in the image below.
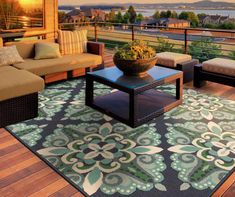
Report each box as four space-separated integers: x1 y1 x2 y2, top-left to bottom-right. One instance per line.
58 30 88 55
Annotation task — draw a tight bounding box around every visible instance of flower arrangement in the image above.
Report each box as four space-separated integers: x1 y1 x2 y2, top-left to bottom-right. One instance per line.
113 40 157 77
114 40 156 60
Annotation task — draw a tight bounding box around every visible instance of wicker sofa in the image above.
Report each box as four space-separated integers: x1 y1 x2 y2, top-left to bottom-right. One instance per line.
5 39 104 83
0 37 104 127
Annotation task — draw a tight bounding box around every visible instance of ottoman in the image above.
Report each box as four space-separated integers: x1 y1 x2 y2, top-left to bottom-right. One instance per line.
194 58 235 88
156 52 199 83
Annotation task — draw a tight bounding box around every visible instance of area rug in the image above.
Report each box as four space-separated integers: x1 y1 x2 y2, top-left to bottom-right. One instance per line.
6 79 235 197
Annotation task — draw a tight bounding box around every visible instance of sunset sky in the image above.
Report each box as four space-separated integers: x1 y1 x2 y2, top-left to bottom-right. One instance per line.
59 0 235 5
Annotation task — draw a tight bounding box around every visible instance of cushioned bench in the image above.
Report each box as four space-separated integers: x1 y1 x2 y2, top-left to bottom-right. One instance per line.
156 52 199 83
194 58 235 88
5 40 104 83
0 66 45 127
13 53 102 76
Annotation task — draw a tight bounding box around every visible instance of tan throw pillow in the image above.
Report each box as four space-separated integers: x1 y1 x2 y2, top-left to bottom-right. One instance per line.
58 30 88 55
0 45 24 67
34 42 61 60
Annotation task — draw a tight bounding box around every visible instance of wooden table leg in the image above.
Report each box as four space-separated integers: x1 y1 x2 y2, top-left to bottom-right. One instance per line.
85 75 94 106
129 93 138 127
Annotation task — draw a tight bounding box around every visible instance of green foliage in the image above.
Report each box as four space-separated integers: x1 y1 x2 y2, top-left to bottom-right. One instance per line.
123 12 130 24
179 11 199 27
108 10 116 22
136 13 144 23
160 11 168 18
115 11 123 23
58 11 66 23
114 40 156 60
229 51 235 60
171 11 178 18
127 6 137 24
188 38 222 62
218 22 235 30
203 22 235 30
153 10 177 19
156 38 175 53
179 12 189 20
153 11 160 19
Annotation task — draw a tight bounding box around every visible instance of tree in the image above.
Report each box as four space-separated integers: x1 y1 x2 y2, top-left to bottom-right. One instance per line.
188 12 199 27
123 12 130 24
108 10 116 22
115 11 123 23
153 11 160 19
179 12 189 20
127 6 137 23
136 13 144 23
0 0 24 30
58 11 66 23
160 11 168 18
189 38 222 62
179 11 199 27
166 10 172 18
171 11 178 18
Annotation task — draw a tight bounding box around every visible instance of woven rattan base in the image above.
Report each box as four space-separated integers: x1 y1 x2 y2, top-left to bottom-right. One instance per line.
0 93 38 128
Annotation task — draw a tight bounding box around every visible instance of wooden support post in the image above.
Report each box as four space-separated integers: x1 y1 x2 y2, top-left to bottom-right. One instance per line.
184 29 188 54
94 22 98 42
131 25 135 41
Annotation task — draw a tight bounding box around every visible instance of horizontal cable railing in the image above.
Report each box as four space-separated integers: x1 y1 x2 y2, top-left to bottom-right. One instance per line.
60 22 235 62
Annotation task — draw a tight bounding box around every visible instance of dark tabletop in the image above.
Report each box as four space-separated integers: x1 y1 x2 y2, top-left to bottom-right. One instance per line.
87 66 181 90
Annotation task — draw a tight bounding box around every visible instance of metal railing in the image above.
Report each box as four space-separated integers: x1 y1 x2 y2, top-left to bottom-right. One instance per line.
60 21 235 62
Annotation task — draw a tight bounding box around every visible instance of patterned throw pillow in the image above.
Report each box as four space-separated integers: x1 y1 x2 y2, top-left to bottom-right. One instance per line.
58 30 88 55
0 45 24 67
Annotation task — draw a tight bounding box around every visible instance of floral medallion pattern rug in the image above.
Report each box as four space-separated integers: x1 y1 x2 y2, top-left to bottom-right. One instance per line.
6 79 235 197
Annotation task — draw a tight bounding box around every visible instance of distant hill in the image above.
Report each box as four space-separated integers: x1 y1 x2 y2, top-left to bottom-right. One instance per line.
192 0 235 8
59 1 235 10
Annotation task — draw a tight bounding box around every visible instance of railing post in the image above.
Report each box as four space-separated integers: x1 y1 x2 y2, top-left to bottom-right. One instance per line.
184 29 188 54
94 22 98 42
131 25 135 41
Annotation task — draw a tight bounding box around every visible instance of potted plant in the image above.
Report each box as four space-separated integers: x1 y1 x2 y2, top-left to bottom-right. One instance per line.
113 40 157 77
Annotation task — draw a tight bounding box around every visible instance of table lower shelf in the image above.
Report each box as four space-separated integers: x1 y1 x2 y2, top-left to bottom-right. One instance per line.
88 89 181 127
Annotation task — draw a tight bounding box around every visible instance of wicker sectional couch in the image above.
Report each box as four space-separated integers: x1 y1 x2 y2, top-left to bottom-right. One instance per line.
0 37 104 127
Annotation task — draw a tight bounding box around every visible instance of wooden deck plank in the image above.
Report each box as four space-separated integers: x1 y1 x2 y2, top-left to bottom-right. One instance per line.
49 185 79 197
28 179 69 197
0 162 46 189
0 51 234 197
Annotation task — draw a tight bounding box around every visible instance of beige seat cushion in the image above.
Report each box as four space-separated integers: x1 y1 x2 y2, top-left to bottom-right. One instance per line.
0 70 45 102
13 53 102 76
0 66 18 73
156 52 192 68
202 58 235 77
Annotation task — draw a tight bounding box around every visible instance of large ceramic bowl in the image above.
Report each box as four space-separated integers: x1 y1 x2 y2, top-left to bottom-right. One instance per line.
113 56 158 77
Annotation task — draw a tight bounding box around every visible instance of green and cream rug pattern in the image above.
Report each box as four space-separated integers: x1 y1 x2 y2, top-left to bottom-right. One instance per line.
6 79 235 197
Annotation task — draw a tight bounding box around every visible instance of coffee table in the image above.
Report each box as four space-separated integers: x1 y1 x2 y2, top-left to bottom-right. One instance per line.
86 67 183 127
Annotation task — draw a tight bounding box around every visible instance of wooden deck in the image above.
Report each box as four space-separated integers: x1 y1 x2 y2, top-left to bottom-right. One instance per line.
0 50 235 197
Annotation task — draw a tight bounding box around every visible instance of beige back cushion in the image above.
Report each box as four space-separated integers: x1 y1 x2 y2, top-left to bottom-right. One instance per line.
5 39 55 59
58 30 88 55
